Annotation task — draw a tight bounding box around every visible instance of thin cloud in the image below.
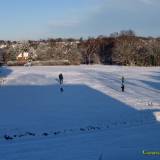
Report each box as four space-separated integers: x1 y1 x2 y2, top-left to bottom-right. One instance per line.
139 0 159 5
140 0 152 4
48 20 80 28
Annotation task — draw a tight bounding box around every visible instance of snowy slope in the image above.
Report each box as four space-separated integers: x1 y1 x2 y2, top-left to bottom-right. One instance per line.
0 65 160 160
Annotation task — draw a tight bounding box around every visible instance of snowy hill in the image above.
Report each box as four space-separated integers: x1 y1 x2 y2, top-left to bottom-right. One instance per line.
0 65 160 160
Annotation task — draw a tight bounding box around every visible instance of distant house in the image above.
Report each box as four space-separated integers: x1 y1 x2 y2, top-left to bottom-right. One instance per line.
0 44 7 49
12 44 16 48
17 52 30 61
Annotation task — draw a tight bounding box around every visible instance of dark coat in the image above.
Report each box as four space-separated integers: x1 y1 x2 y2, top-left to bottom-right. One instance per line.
59 74 63 80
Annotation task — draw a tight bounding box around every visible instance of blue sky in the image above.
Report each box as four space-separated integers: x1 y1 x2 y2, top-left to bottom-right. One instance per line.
0 0 160 40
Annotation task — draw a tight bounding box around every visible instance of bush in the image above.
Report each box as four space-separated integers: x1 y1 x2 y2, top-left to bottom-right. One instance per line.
7 61 26 66
31 60 70 66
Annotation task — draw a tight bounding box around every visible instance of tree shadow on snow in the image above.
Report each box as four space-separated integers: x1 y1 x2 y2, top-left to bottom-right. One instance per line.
86 70 160 100
0 66 12 78
150 71 160 81
139 80 160 91
140 71 160 91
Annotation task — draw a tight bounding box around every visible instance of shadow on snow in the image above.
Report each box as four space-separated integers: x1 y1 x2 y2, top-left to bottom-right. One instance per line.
0 84 159 133
0 66 12 78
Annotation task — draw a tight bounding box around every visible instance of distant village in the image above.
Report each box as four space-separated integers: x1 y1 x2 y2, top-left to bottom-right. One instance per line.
0 30 160 66
0 39 81 66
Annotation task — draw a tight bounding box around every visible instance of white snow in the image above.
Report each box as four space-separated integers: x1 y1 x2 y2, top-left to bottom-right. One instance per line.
0 65 160 160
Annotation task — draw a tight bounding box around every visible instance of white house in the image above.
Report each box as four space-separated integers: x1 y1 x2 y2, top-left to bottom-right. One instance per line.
12 44 16 48
17 52 30 60
0 44 7 49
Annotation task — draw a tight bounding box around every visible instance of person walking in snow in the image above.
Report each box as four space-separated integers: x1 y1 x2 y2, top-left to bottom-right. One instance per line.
121 76 125 92
59 73 63 85
59 73 64 92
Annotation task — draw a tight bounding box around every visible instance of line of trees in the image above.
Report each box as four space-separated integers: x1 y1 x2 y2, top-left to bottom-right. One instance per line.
0 30 160 66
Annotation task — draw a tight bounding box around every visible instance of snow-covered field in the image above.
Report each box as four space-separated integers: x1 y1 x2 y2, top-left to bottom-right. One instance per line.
0 65 160 160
